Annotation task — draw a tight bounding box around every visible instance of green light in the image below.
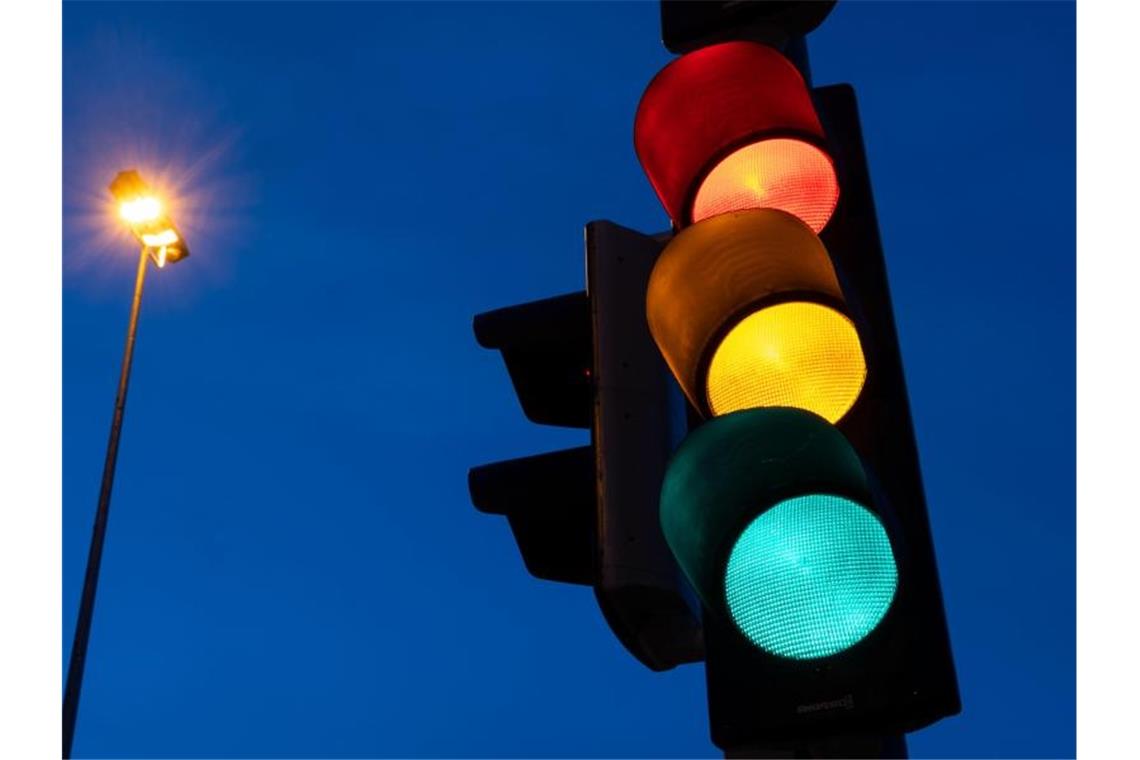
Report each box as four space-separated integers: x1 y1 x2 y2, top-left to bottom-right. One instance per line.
724 494 897 660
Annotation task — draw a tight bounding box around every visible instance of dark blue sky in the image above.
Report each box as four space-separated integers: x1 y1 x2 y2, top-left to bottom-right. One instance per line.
63 2 1075 757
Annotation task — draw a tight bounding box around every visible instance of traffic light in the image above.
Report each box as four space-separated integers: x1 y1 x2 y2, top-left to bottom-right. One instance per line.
634 40 838 232
470 221 702 672
633 31 960 752
469 4 959 754
645 208 865 423
660 406 896 662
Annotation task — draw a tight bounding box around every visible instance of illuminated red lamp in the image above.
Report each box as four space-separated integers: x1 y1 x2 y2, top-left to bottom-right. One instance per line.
634 41 838 232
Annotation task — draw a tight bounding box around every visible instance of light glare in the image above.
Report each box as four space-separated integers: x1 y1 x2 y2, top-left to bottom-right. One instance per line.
119 197 162 225
141 228 179 247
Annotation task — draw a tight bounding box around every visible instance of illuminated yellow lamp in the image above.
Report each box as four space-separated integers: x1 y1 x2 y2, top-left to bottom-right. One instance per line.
645 208 866 422
141 228 179 248
119 196 163 225
140 229 180 268
706 301 865 422
109 170 191 266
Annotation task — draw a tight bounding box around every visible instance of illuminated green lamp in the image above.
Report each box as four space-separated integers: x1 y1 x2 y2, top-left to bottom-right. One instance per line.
659 407 898 660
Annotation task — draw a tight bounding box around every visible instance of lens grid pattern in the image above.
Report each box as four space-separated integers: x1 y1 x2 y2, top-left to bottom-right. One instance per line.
706 301 866 423
724 494 898 660
692 138 839 232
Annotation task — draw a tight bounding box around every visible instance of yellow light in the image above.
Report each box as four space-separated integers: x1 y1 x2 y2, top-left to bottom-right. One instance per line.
646 209 857 419
706 301 866 423
141 228 179 247
119 197 163 225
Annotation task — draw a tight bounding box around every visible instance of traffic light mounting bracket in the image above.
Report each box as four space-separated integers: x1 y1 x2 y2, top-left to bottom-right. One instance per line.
587 220 704 671
470 222 704 672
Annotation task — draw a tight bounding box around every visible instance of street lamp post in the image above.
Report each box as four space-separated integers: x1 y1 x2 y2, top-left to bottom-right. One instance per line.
62 171 190 759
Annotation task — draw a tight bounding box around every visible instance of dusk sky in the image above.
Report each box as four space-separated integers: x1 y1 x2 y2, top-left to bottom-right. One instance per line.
62 2 1074 757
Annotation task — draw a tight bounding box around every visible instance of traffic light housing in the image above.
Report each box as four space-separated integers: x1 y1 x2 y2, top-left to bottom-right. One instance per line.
660 0 837 55
469 221 703 672
469 6 959 752
633 35 959 751
472 292 592 429
470 444 594 586
469 292 594 585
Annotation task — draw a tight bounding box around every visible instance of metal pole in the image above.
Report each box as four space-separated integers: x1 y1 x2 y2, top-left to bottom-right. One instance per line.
63 247 150 759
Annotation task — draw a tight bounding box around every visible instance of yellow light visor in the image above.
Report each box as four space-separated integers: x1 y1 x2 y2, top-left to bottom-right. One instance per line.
706 301 866 423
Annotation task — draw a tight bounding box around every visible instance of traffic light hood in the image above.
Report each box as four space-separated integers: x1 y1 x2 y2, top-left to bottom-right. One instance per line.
634 40 837 230
645 208 866 422
473 292 592 428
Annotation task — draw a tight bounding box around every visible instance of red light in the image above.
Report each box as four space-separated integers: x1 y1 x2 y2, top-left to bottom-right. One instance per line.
634 41 834 229
692 138 838 232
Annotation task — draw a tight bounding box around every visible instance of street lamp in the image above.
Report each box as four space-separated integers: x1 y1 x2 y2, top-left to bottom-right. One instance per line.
62 170 189 759
109 169 190 267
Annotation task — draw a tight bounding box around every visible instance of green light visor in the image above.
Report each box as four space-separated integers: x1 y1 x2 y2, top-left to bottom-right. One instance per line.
724 494 897 660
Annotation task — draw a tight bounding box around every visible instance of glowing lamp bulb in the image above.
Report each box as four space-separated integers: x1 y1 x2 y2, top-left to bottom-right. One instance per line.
119 197 162 225
724 494 898 660
705 301 866 423
141 228 179 248
693 138 839 232
634 41 833 227
646 209 864 420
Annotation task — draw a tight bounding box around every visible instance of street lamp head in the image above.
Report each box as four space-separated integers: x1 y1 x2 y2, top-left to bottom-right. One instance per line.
109 169 189 266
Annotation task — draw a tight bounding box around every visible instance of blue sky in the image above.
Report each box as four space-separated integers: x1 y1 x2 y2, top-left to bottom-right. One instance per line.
63 2 1074 757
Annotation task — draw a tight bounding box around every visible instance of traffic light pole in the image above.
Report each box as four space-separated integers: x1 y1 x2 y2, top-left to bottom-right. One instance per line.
63 246 149 759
